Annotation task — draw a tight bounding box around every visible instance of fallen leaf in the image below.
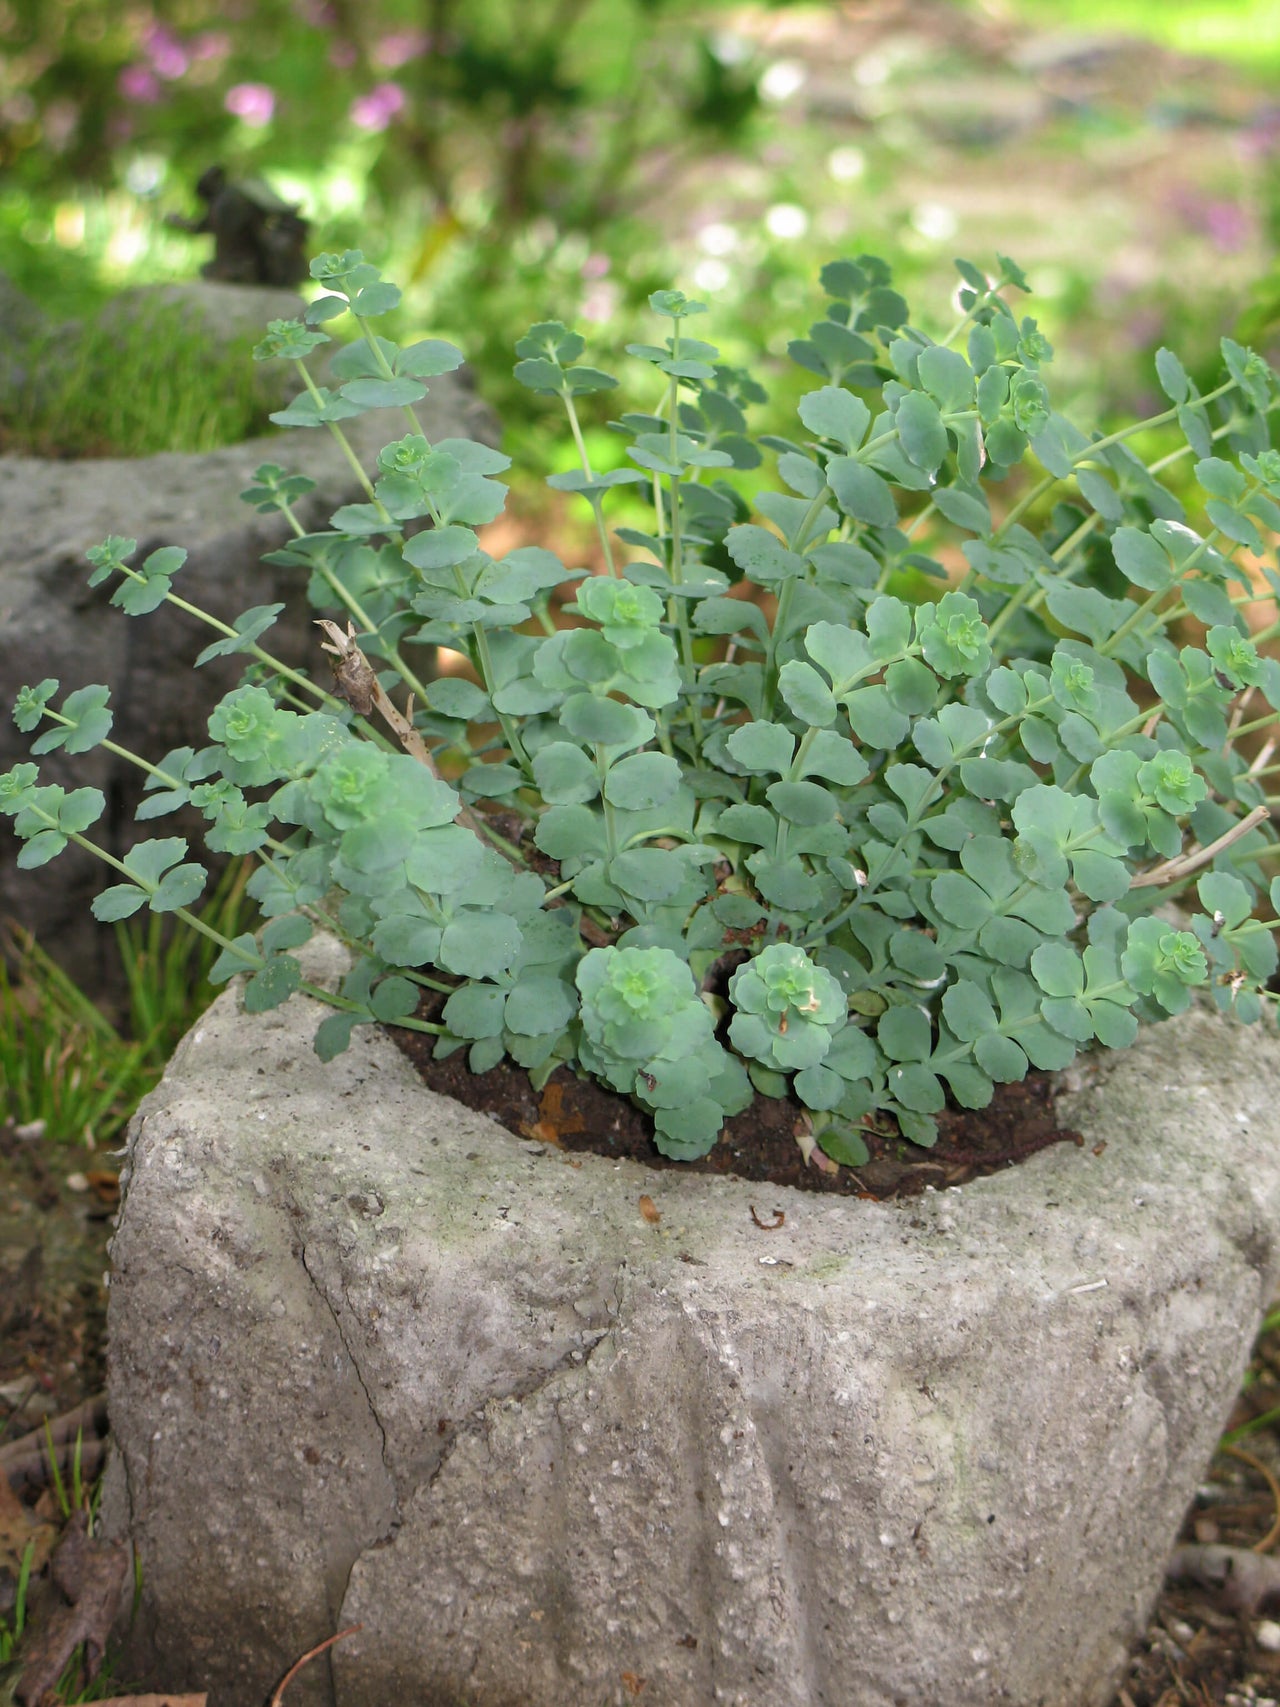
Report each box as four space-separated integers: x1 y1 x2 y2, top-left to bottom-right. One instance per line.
638 1195 661 1225
15 1510 128 1706
620 1673 647 1696
86 1168 120 1206
0 1466 57 1578
519 1081 589 1146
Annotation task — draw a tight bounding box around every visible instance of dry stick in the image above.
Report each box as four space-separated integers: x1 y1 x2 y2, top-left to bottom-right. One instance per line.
1 1434 105 1495
1222 1442 1280 1555
0 1394 106 1469
268 1624 363 1706
0 1395 107 1490
1129 805 1271 889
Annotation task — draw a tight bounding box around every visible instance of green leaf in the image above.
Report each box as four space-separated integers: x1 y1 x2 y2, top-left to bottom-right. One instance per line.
774 661 836 727
917 345 974 412
726 721 795 776
152 863 207 912
195 604 285 667
933 484 991 536
439 913 522 979
798 730 869 786
765 781 837 825
888 1063 946 1114
1155 348 1190 404
878 1004 931 1062
243 956 302 1012
603 752 681 810
532 743 600 805
815 1124 871 1168
843 686 908 749
653 1102 722 1161
314 1012 360 1061
827 457 898 528
398 338 465 377
1030 942 1083 999
370 976 420 1023
797 387 870 452
1111 528 1172 592
895 391 948 473
558 696 653 748
726 525 805 584
340 377 427 409
805 621 874 685
91 883 148 922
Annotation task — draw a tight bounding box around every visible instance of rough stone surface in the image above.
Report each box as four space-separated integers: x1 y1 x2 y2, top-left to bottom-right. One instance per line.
0 377 492 983
101 939 1280 1706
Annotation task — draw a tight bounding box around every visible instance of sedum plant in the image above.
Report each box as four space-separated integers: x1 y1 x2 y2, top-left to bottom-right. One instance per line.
5 247 1280 1167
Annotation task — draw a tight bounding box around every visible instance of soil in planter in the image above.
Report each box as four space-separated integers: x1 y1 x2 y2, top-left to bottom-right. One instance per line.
388 1019 1087 1202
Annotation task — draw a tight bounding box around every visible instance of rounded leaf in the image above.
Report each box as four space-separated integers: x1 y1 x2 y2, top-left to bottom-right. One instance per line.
603 752 681 810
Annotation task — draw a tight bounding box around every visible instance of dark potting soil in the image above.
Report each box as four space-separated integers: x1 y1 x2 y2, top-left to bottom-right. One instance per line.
387 1020 1088 1202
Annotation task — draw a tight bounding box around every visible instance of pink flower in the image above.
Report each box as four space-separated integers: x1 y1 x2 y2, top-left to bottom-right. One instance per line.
328 39 358 69
118 63 162 104
371 30 429 69
144 25 188 80
191 32 231 62
224 82 276 126
349 82 406 132
581 252 611 280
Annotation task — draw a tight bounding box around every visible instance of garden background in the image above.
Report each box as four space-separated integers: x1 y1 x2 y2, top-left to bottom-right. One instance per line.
3 0 1280 1701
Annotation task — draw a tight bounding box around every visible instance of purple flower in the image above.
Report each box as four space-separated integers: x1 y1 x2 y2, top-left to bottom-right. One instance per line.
144 25 188 80
372 30 429 69
1203 200 1249 253
224 82 276 126
118 63 162 104
191 32 231 62
349 82 406 132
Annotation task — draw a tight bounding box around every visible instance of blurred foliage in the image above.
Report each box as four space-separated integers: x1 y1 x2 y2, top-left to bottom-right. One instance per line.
0 0 1278 470
1000 0 1280 76
0 0 786 251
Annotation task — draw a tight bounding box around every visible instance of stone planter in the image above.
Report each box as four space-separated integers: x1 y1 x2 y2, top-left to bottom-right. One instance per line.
102 935 1280 1707
0 350 490 986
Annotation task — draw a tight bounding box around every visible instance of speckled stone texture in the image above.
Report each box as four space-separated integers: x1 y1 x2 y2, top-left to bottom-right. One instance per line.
0 372 490 983
102 938 1280 1707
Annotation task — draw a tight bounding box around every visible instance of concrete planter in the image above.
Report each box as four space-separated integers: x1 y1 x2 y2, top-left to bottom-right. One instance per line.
103 935 1280 1707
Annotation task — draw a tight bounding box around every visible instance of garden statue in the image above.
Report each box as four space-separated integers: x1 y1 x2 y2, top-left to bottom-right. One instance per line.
166 167 309 287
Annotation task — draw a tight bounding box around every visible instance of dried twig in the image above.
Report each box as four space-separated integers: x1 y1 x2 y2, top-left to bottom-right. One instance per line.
1129 805 1270 889
268 1624 362 1706
1222 1441 1280 1554
0 1393 107 1491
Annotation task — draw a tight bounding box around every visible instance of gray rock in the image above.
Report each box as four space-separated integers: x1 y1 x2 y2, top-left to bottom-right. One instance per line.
0 377 493 987
101 941 1280 1706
